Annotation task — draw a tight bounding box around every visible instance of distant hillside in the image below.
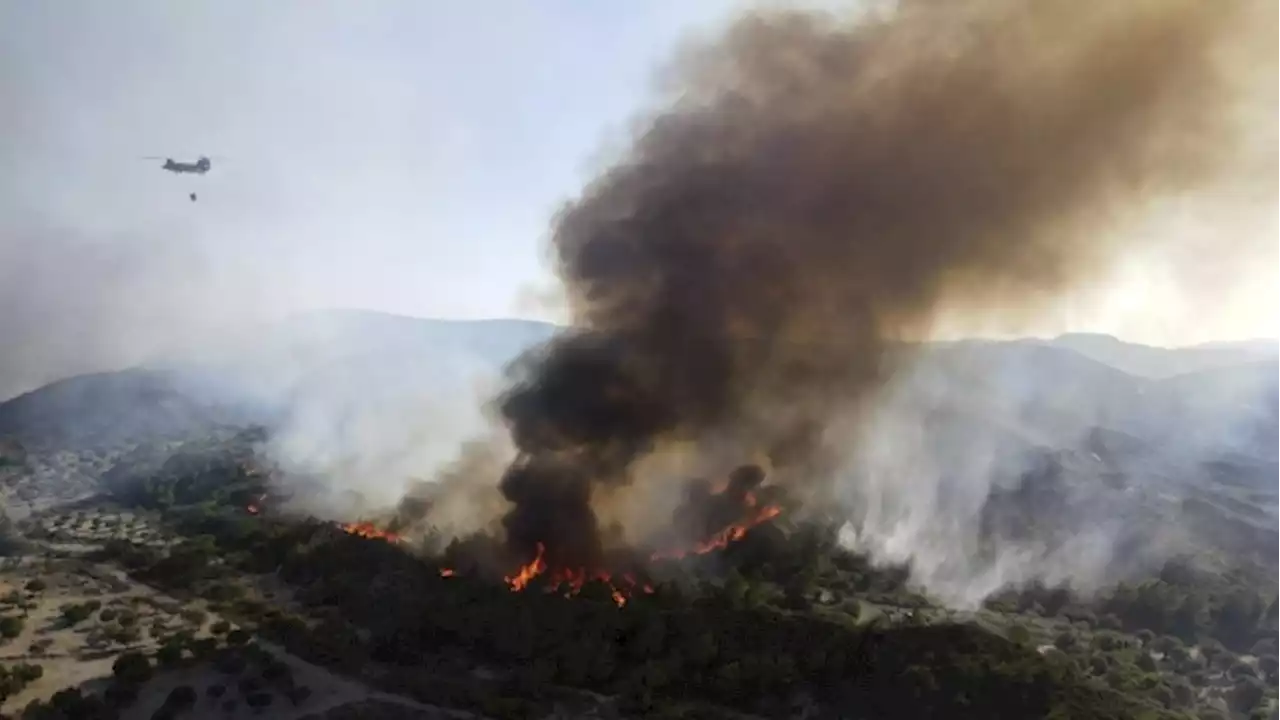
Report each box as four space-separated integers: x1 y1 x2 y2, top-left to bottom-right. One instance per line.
0 312 558 449
0 313 1273 499
0 369 250 449
1035 332 1278 379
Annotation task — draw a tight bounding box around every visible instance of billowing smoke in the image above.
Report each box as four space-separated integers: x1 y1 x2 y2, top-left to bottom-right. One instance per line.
451 0 1274 591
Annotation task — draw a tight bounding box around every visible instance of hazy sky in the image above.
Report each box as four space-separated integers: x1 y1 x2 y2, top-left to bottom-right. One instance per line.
0 0 757 314
0 0 1274 397
0 0 761 394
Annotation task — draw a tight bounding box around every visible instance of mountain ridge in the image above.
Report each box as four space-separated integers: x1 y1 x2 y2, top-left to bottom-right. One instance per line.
0 311 1274 475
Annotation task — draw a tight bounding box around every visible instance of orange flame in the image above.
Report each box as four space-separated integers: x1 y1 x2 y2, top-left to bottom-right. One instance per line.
498 542 653 607
650 490 782 562
444 484 782 607
496 490 779 605
504 542 548 591
339 521 403 544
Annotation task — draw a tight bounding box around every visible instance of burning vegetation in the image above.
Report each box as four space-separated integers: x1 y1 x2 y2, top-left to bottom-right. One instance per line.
339 521 404 544
244 494 408 546
433 463 787 606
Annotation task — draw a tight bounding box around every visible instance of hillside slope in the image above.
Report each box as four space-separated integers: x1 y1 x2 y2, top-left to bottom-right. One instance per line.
0 312 559 450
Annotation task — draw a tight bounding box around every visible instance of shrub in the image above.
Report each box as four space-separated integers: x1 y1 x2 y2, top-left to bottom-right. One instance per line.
112 651 152 685
1007 624 1033 646
165 685 198 710
0 616 24 639
156 643 184 668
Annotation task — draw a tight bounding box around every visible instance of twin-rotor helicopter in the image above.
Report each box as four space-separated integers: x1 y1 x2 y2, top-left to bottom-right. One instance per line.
140 155 219 201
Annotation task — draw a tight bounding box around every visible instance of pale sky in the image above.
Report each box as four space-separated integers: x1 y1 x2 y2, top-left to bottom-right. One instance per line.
0 1 759 317
0 0 1274 397
0 0 761 394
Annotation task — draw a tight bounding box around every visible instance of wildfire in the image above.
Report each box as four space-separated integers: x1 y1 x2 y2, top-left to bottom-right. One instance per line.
498 542 654 607
649 489 782 562
339 521 404 544
486 487 781 607
441 475 783 608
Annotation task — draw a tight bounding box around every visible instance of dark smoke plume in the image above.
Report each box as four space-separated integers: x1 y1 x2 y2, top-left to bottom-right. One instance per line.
493 0 1270 568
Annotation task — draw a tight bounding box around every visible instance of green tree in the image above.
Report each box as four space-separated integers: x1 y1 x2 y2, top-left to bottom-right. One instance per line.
112 650 153 685
1053 631 1076 651
164 685 198 711
1228 677 1264 714
0 616 24 639
722 571 749 610
180 609 208 627
1213 591 1263 650
1007 624 1032 646
156 643 184 668
1170 595 1204 642
59 603 93 626
190 637 219 661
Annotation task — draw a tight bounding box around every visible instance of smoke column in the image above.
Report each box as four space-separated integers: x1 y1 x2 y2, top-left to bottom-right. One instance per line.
483 0 1273 573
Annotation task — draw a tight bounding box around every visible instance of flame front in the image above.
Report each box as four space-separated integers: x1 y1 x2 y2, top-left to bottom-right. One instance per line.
500 543 651 607
489 487 780 607
432 481 782 607
650 490 782 562
504 542 548 591
339 521 403 544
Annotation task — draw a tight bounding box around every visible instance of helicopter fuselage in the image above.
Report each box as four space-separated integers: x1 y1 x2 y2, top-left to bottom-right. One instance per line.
162 158 211 174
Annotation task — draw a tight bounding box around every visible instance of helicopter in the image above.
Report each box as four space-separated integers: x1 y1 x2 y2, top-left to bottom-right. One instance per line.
142 155 213 174
140 155 219 201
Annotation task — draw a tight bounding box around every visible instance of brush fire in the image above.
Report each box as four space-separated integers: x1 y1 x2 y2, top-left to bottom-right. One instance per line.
242 463 787 608
339 521 404 544
470 466 785 607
